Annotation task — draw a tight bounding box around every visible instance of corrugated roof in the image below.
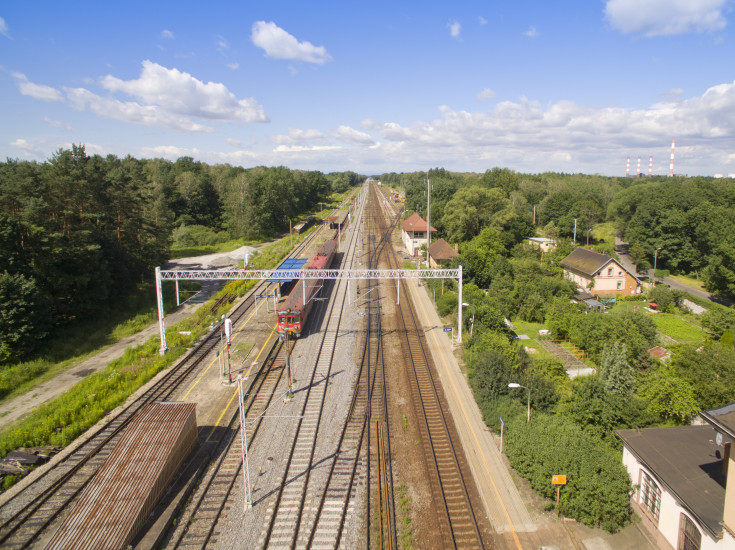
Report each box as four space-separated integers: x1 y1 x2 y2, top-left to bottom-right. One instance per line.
617 425 729 539
428 238 458 261
266 257 308 283
48 402 198 550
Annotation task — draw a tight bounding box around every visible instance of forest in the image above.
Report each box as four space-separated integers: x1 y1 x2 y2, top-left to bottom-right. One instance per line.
0 145 360 363
383 167 735 531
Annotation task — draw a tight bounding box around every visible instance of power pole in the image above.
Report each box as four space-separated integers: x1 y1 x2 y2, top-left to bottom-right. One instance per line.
426 177 431 268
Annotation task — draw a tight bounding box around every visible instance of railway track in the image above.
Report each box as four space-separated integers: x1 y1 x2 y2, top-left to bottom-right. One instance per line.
259 193 366 549
380 182 486 549
168 337 287 549
0 219 331 549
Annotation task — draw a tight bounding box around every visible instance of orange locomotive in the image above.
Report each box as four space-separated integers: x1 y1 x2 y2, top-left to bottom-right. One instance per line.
276 239 337 339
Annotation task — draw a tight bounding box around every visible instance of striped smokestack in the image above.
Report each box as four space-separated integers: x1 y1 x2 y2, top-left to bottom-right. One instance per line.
637 156 641 177
626 156 630 177
649 155 653 176
670 137 675 176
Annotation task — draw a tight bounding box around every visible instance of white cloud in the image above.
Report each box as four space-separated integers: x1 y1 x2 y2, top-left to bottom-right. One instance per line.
99 60 267 124
524 26 538 38
225 137 242 147
217 35 229 51
10 138 41 154
44 117 73 131
448 20 461 38
0 16 10 39
356 80 735 174
161 29 174 39
271 128 328 145
12 73 64 102
476 88 497 101
605 0 727 36
140 145 201 159
251 21 331 64
227 62 239 70
332 125 376 146
478 16 487 25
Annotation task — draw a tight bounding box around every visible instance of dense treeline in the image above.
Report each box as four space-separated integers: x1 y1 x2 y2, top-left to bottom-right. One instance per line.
0 145 358 363
382 168 735 296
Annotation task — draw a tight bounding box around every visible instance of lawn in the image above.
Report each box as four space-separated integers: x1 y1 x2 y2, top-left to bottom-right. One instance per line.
668 273 706 292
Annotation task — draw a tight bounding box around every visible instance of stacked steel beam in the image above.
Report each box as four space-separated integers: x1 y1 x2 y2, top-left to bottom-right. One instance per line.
47 402 198 550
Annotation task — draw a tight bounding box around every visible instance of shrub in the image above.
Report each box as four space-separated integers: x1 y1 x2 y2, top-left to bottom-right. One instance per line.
504 412 632 532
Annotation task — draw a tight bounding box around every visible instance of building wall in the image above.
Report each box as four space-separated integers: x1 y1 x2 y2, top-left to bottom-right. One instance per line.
622 447 730 550
402 229 427 256
564 261 640 297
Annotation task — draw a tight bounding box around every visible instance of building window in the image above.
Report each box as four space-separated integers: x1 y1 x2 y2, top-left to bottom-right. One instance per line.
608 267 613 276
678 514 701 550
617 281 623 290
618 271 623 276
640 471 661 524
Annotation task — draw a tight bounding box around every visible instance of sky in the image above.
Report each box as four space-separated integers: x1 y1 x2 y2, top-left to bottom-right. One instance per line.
1 0 735 177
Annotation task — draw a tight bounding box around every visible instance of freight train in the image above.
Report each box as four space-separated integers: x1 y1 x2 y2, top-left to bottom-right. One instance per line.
276 239 338 339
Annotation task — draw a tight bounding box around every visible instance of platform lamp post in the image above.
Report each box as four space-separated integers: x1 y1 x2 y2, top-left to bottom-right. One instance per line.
461 302 475 338
653 247 662 287
508 383 531 423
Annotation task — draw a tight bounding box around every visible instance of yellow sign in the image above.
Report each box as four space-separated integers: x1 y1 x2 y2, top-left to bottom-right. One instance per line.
552 475 567 485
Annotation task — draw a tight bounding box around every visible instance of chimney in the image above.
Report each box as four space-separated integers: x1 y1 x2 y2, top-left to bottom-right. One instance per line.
670 137 675 177
649 155 653 177
626 156 630 177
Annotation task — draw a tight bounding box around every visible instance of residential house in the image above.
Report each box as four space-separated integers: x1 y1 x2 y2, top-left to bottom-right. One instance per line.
617 402 735 549
526 237 557 253
560 247 641 298
401 213 436 256
427 238 458 268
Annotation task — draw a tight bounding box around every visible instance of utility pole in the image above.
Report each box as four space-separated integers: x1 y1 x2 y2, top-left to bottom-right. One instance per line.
573 219 577 245
426 177 431 268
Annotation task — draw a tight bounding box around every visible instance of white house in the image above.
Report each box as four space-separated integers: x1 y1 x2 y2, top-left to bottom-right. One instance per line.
560 247 641 298
617 402 735 550
401 213 436 257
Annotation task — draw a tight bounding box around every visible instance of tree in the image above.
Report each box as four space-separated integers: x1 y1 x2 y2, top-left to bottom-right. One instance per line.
598 342 635 396
628 241 649 272
638 366 699 424
458 227 506 288
0 272 52 363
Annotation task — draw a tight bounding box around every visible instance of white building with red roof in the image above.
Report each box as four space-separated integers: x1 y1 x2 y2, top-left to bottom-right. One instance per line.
401 213 436 256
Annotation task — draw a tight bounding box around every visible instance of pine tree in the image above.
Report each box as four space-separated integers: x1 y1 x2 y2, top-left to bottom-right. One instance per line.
599 342 635 396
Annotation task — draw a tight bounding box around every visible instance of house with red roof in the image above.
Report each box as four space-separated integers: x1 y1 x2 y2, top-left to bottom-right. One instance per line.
401 213 436 256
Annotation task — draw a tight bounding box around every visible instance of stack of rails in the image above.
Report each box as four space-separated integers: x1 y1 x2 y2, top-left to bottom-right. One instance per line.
276 239 337 339
292 216 316 234
47 402 198 550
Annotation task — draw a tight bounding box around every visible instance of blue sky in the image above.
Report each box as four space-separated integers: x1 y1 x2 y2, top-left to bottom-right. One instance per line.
2 0 734 176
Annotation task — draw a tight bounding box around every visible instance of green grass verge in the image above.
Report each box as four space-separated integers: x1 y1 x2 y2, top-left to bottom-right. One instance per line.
667 274 706 292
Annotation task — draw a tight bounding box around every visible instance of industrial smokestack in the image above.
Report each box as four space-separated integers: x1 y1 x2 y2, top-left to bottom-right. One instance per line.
649 155 653 177
626 156 630 177
637 156 641 177
670 138 675 177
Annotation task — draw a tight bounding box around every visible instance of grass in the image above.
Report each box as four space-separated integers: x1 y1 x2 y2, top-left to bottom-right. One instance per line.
510 319 555 359
591 222 615 245
651 314 708 344
668 273 706 292
396 483 414 550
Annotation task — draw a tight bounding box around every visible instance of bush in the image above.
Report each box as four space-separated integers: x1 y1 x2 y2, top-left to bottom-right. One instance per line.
436 291 458 317
504 412 632 532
